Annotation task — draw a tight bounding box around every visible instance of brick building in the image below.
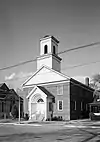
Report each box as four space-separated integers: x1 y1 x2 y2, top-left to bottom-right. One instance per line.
22 35 94 121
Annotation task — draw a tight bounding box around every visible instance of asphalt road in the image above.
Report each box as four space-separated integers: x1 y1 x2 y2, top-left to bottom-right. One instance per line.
0 121 100 142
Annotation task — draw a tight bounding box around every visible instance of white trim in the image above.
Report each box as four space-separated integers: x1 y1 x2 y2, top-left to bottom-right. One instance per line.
26 85 37 99
23 80 70 89
22 65 70 87
45 97 47 120
22 67 43 87
26 85 48 99
58 100 63 111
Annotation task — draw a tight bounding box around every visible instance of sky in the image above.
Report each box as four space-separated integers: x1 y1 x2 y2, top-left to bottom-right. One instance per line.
0 0 100 89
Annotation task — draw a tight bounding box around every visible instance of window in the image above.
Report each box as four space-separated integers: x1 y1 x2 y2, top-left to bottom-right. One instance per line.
37 98 44 103
75 101 76 110
58 100 63 111
49 102 53 111
71 100 76 111
53 46 56 54
86 104 88 111
44 45 48 54
81 102 83 111
57 85 63 95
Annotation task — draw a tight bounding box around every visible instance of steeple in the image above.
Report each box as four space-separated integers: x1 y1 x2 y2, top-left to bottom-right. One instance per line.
37 35 62 72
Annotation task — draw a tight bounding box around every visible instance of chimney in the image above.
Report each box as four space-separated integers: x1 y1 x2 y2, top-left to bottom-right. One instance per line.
85 77 89 86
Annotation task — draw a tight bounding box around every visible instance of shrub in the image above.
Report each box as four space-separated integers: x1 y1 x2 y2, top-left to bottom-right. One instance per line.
11 104 18 119
52 116 63 121
24 113 29 120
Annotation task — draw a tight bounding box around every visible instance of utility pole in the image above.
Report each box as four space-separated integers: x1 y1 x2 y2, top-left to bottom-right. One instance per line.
19 95 20 123
16 88 23 123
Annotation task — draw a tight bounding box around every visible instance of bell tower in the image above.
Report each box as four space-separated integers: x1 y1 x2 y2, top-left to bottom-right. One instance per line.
37 35 62 72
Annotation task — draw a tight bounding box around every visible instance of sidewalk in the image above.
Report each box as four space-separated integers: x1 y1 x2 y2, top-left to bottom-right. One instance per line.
0 118 67 125
0 118 24 124
0 118 100 127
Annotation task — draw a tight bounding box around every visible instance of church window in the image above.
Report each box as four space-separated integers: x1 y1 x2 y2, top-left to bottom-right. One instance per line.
37 98 44 103
44 45 48 54
53 46 56 54
58 100 63 111
57 85 63 95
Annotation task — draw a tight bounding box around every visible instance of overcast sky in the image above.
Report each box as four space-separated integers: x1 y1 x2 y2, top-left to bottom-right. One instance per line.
0 0 100 89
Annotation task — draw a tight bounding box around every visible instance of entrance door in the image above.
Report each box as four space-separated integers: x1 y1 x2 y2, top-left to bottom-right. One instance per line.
36 98 45 120
31 103 37 119
37 102 45 114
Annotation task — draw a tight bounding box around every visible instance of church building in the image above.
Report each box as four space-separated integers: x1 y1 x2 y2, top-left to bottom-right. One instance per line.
22 35 94 121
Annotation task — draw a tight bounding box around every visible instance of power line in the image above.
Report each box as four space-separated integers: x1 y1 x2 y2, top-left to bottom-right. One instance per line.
0 42 100 71
5 59 100 82
62 59 100 70
5 70 94 92
0 58 36 71
58 42 100 55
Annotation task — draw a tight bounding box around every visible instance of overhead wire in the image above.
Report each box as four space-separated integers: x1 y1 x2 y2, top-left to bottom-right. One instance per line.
62 59 100 70
5 59 100 82
2 41 100 92
0 41 100 71
58 42 100 55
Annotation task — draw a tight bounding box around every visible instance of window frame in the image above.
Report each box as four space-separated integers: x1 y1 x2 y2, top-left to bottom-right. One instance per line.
53 46 56 54
37 98 44 103
44 45 48 54
81 101 83 111
71 100 76 111
86 104 88 111
74 101 76 110
57 85 63 95
58 100 63 111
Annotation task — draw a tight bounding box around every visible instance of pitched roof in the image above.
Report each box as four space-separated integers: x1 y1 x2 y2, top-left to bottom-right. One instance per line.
0 83 4 88
22 65 70 87
70 78 94 92
9 89 23 101
38 86 54 98
27 85 55 99
0 83 9 91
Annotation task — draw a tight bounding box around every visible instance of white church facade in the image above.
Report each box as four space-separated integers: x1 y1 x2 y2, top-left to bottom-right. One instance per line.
22 35 94 121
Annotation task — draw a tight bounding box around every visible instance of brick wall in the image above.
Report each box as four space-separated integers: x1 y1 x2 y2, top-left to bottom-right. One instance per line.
70 79 94 120
42 81 70 120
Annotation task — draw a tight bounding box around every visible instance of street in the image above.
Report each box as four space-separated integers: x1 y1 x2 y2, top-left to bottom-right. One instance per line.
0 121 100 142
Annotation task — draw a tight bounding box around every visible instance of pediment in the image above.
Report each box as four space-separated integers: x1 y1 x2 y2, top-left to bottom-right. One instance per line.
23 65 70 87
26 86 47 103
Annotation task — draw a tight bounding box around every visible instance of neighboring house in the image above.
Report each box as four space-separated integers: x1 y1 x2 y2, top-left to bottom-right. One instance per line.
89 90 100 114
22 35 94 121
0 83 23 118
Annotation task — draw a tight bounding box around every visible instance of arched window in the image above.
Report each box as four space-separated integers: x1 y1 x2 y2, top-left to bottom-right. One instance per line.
53 46 56 54
44 45 48 54
37 98 44 103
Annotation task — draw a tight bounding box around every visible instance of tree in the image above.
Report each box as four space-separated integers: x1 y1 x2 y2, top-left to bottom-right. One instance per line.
90 73 100 90
93 90 100 102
